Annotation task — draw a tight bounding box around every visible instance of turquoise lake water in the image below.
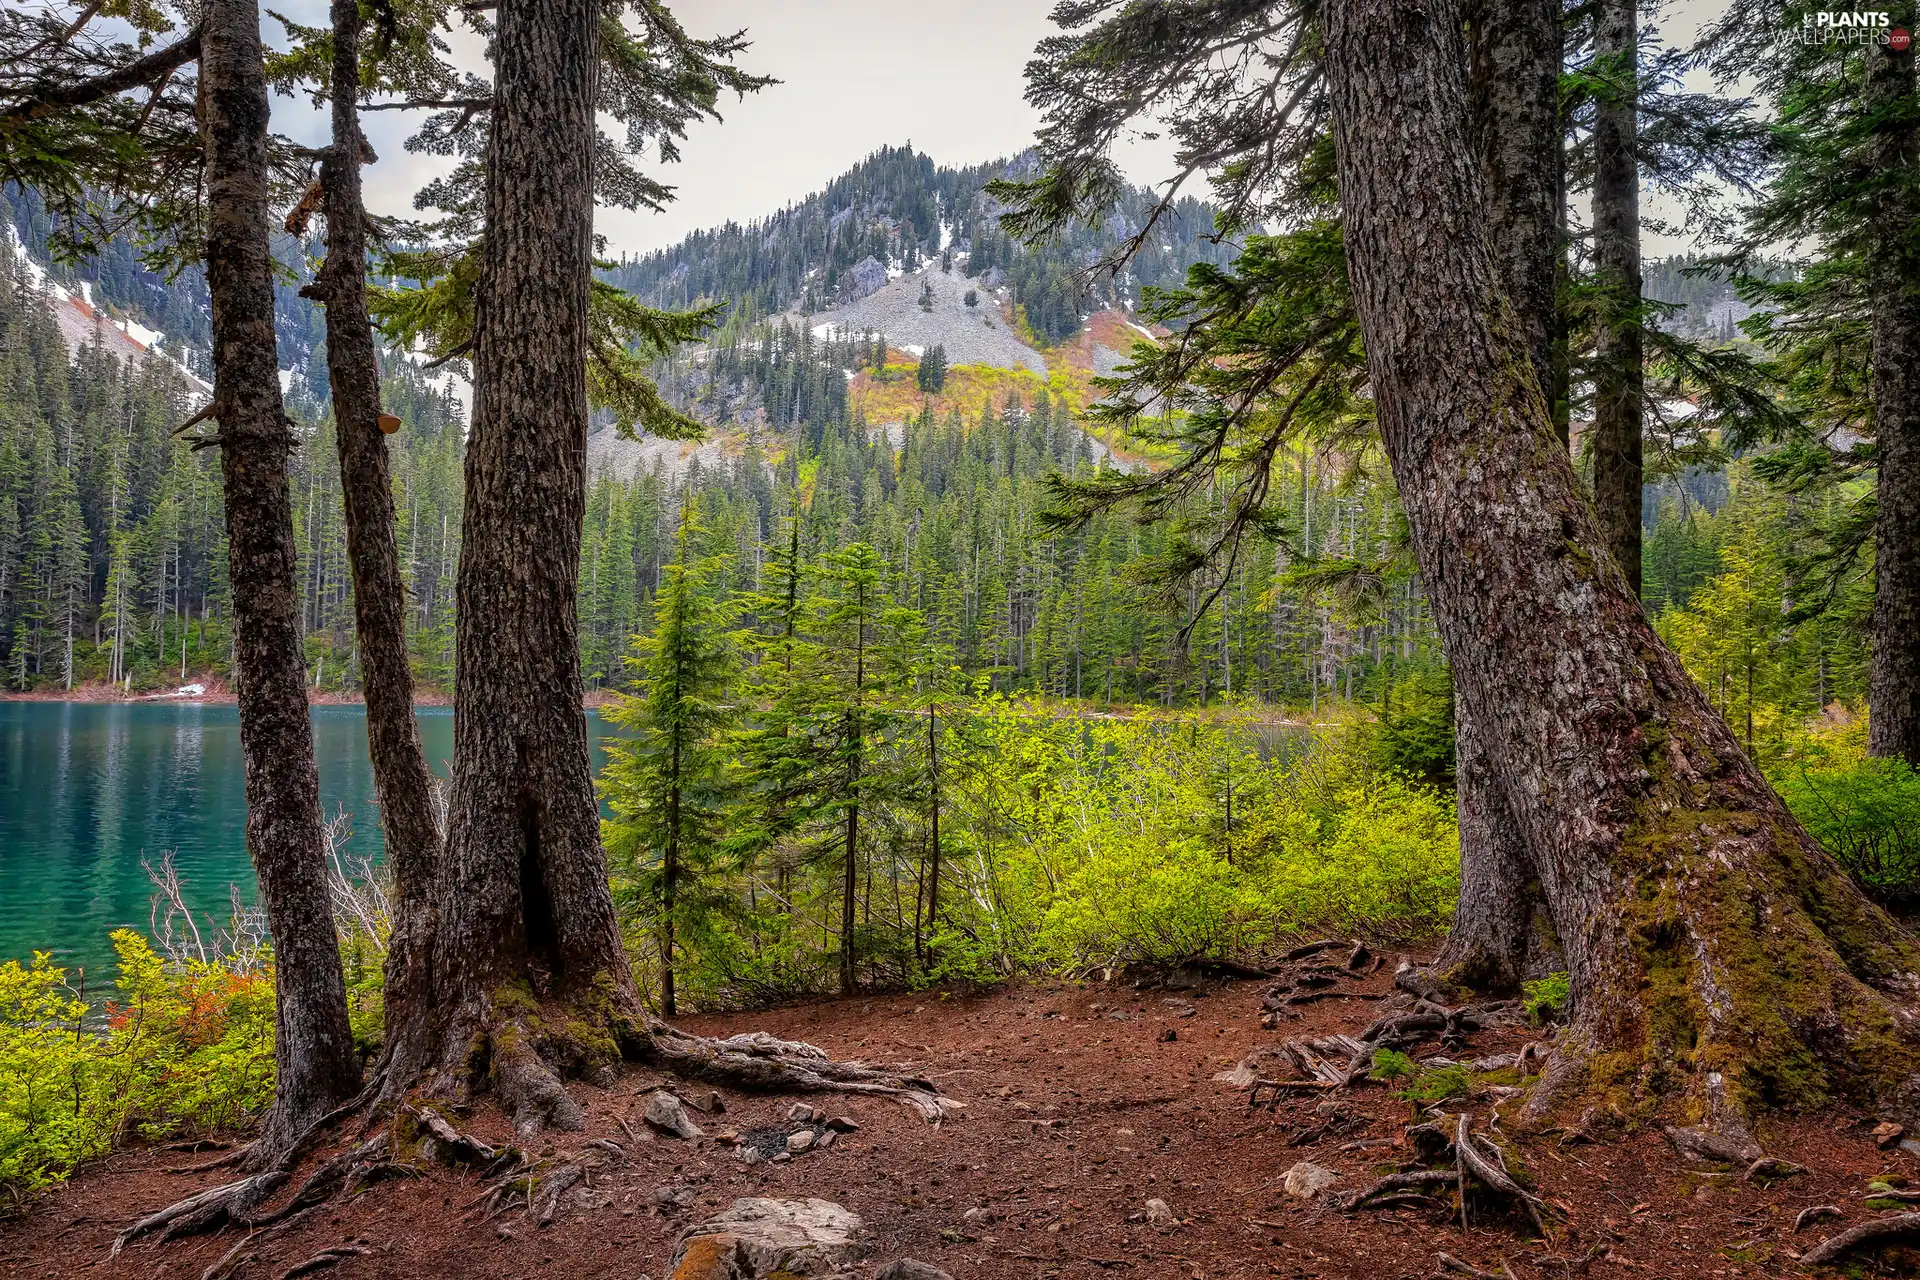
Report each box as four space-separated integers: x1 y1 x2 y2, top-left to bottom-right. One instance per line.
0 701 619 980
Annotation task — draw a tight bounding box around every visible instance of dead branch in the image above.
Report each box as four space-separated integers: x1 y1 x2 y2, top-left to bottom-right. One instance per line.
1435 1254 1502 1280
1793 1204 1844 1233
1798 1212 1920 1267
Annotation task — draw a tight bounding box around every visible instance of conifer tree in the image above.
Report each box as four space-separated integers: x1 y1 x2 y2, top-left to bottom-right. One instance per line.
602 500 739 1016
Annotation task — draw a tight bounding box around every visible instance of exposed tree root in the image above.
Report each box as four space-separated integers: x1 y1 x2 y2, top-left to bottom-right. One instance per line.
197 1206 319 1280
276 1244 371 1278
1346 1116 1548 1239
1794 1205 1844 1233
112 1169 291 1254
1744 1157 1805 1183
1798 1212 1920 1267
1347 1169 1458 1211
644 1023 963 1122
1434 1253 1516 1280
1455 1115 1548 1237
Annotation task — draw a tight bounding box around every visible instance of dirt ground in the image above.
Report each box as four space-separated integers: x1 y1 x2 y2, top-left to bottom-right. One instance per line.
2 962 1914 1279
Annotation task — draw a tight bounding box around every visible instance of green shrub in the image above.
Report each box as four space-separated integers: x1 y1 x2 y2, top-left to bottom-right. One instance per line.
1771 752 1920 909
0 931 275 1204
1369 1048 1415 1080
1394 1062 1471 1103
1522 971 1571 1026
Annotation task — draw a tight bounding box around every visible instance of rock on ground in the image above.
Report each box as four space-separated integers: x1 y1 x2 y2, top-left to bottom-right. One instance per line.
1145 1197 1178 1227
668 1198 867 1279
1283 1161 1342 1199
875 1261 956 1280
645 1091 706 1140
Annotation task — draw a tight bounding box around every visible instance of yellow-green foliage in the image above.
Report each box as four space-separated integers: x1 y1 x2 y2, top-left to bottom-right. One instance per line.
947 704 1459 973
0 931 274 1203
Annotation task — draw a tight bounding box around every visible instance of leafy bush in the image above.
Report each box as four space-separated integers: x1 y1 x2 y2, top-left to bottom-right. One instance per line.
0 931 274 1204
1768 719 1920 909
1522 971 1570 1026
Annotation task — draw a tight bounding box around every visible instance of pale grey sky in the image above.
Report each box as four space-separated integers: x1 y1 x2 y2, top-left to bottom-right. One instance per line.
300 0 1178 261
260 0 1738 260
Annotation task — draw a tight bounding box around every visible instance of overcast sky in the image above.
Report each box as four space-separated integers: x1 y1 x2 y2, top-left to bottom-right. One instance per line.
263 0 1736 260
272 0 1174 259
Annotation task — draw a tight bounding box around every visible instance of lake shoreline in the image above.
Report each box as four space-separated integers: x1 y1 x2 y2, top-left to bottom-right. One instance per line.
0 680 626 709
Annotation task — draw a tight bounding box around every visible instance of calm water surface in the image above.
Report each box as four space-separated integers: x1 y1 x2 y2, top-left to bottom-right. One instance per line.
0 702 619 978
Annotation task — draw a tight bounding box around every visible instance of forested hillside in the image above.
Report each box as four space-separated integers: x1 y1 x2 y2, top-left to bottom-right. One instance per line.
601 144 1236 340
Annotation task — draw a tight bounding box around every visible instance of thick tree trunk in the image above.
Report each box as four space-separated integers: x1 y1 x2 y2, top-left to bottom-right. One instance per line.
390 0 635 1135
310 0 444 1076
1588 0 1644 597
200 0 359 1155
1324 0 1920 1135
1439 0 1565 992
1866 34 1920 766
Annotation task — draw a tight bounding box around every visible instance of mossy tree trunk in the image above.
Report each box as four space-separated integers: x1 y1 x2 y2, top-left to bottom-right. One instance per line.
200 0 360 1156
309 0 444 1079
1440 0 1564 993
1325 0 1920 1136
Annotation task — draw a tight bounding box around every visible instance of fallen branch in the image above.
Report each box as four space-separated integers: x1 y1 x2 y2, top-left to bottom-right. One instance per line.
1798 1212 1920 1267
1435 1254 1502 1280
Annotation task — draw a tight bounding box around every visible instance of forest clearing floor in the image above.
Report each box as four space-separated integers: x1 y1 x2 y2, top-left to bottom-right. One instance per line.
3 960 1914 1279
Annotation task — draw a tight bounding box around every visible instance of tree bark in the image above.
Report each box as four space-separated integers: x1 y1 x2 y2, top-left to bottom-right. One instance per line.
1439 0 1564 992
199 0 359 1155
311 0 444 1077
1588 0 1645 597
386 0 634 1136
1324 0 1920 1134
1866 33 1920 766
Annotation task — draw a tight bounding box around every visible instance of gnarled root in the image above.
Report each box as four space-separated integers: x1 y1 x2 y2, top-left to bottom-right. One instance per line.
1798 1212 1920 1268
113 1169 290 1254
645 1023 963 1122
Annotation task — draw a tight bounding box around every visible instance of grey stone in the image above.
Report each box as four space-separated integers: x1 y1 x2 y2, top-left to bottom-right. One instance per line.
1282 1161 1342 1200
876 1262 955 1280
1144 1198 1177 1227
788 1102 820 1124
787 1129 816 1154
668 1198 868 1278
644 1091 705 1141
961 1207 998 1225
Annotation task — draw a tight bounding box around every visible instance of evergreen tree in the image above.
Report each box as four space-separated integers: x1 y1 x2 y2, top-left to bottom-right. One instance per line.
602 501 738 1016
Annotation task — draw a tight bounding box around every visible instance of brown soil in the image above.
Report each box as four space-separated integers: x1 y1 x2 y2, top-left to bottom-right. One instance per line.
3 966 1914 1279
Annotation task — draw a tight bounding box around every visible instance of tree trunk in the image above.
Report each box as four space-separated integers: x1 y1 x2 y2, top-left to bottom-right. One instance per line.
1866 34 1920 767
353 0 956 1142
1588 0 1645 597
662 735 680 1018
310 0 444 1077
200 0 359 1155
1439 0 1564 992
383 0 635 1136
1324 0 1920 1137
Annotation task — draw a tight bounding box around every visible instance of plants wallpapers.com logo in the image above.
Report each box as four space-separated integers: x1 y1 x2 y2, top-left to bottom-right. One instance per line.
1798 11 1913 48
